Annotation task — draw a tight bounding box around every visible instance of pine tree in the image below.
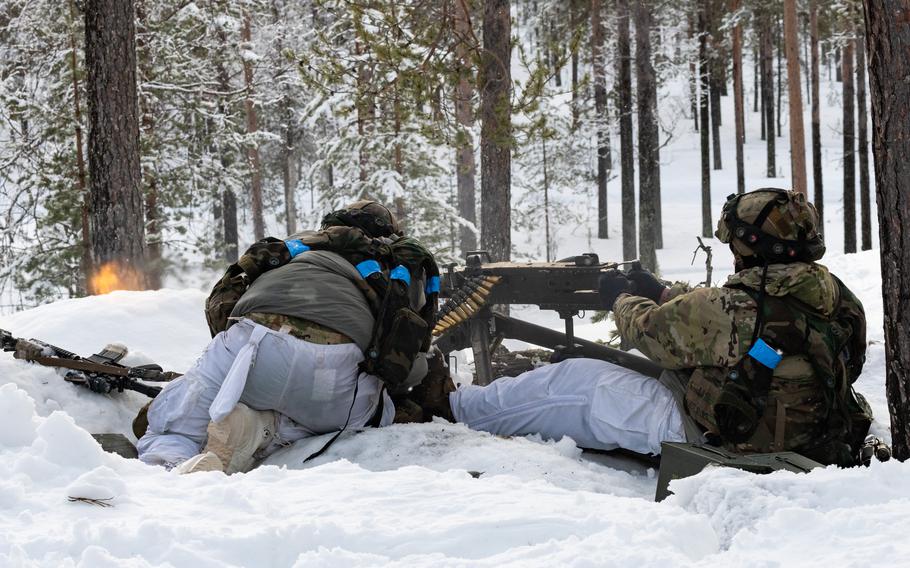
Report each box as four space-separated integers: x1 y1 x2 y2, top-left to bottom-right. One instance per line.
863 0 910 462
480 0 512 262
617 0 636 261
84 0 148 291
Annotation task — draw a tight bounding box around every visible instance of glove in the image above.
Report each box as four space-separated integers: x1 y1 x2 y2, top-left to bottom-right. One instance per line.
626 268 667 304
598 270 633 310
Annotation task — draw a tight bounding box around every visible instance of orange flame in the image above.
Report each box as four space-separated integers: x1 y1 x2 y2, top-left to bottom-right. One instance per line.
89 262 146 295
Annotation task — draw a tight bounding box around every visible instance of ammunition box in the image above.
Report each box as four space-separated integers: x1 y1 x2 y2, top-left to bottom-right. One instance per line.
92 433 139 460
655 442 823 501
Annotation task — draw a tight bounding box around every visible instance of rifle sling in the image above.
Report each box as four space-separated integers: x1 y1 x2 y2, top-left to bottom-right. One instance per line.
29 356 130 377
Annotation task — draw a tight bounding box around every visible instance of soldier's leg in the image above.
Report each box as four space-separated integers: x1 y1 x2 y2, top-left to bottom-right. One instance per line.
449 358 685 455
137 320 259 467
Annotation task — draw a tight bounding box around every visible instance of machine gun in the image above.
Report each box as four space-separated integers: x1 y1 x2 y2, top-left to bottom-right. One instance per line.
1 328 180 398
432 252 663 384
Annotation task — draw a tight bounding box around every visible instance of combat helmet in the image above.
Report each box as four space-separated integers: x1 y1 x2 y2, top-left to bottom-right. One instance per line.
715 188 825 263
321 199 402 238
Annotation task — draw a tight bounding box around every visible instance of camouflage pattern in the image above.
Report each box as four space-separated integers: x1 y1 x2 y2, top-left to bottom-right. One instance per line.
390 348 456 423
203 220 440 392
715 189 825 260
321 200 402 238
244 313 354 345
614 261 870 463
205 267 249 337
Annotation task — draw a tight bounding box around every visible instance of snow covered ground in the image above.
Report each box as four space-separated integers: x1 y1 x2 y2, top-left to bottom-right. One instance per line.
1 254 906 566
2 59 908 567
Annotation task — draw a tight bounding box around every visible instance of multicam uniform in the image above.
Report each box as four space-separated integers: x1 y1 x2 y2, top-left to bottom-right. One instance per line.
613 261 868 460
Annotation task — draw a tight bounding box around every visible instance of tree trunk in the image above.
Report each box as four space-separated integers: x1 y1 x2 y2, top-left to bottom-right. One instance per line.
241 10 265 241
542 131 552 261
480 0 512 262
455 0 478 255
571 0 581 129
862 0 910 461
708 0 722 170
214 28 238 263
68 0 91 293
84 0 147 292
835 46 842 81
617 0 636 260
549 20 561 87
283 102 298 236
699 4 712 238
760 37 766 141
732 0 746 194
754 44 760 114
223 190 238 263
635 0 657 271
855 29 872 251
136 1 161 290
810 0 824 224
776 18 783 137
843 37 857 254
591 0 610 239
689 12 699 131
784 0 808 195
761 11 776 177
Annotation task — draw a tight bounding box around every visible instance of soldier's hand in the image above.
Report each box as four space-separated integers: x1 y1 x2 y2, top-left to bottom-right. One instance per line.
627 268 667 304
598 270 633 310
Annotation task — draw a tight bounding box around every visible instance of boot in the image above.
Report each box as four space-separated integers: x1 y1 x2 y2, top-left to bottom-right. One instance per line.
406 349 456 422
174 451 224 475
204 403 278 474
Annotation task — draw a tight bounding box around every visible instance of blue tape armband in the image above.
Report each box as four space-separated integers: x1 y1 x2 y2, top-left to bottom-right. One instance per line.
356 259 382 279
425 275 440 294
390 265 411 285
748 338 782 369
285 240 310 258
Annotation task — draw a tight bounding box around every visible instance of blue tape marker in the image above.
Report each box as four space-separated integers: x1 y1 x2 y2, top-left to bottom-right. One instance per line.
285 240 310 258
390 265 411 285
748 338 782 369
425 275 440 294
356 259 381 279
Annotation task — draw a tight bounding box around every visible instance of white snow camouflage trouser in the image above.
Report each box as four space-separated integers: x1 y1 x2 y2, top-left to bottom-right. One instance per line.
137 319 394 467
449 358 686 455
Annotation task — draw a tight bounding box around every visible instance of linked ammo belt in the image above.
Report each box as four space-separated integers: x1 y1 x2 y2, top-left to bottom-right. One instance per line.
244 313 354 345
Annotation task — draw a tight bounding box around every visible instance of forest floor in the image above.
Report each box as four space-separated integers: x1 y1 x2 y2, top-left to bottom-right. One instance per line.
2 74 907 565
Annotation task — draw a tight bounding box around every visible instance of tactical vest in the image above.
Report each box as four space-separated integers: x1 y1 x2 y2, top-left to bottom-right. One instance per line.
204 226 440 392
684 275 872 466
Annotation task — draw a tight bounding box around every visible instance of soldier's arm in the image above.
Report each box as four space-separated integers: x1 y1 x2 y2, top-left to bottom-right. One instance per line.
613 287 747 370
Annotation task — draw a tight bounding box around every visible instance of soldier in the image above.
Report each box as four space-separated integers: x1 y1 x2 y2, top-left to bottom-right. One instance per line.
451 189 871 466
137 200 439 473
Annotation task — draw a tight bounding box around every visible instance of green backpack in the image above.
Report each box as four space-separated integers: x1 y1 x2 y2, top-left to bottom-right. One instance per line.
204 226 440 392
715 275 872 466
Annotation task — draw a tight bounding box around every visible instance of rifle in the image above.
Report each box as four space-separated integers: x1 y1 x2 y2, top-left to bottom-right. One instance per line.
432 252 663 384
1 328 180 398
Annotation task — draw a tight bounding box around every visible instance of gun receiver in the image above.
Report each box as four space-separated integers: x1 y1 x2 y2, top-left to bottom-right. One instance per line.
435 252 659 384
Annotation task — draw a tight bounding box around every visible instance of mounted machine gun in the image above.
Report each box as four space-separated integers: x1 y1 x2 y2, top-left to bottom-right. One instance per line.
432 252 663 384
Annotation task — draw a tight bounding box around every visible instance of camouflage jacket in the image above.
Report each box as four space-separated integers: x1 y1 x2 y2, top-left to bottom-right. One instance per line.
613 262 869 461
